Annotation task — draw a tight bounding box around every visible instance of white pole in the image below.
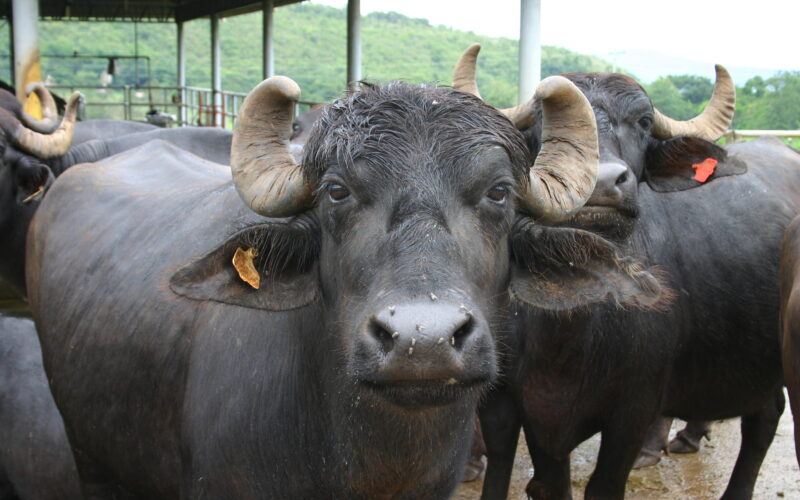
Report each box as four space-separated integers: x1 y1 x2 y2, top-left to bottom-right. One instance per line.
347 0 361 90
177 22 187 125
518 0 541 105
263 0 274 79
211 14 222 127
11 0 41 117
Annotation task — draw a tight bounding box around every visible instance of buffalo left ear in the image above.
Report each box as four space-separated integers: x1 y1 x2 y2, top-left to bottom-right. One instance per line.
510 220 668 311
170 218 319 311
14 156 53 204
644 136 746 192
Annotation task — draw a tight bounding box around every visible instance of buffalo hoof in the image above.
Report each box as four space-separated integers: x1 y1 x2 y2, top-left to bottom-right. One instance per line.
668 430 706 454
632 448 662 469
462 455 485 482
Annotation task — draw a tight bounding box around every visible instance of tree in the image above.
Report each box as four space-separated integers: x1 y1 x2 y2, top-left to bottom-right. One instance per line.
666 74 713 105
647 77 696 121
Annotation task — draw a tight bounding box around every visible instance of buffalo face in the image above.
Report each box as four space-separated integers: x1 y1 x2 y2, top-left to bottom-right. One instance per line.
522 71 737 242
533 74 648 241
209 76 627 411
303 84 529 407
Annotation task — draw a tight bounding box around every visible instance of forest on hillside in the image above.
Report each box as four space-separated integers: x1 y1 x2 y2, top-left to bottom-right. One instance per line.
0 2 797 131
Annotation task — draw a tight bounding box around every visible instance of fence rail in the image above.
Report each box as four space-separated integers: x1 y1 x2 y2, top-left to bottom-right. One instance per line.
34 89 800 146
723 130 800 145
48 84 318 128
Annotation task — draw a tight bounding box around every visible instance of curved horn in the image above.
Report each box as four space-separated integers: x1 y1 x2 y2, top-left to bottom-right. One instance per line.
19 83 60 133
452 43 482 99
230 76 315 217
9 91 81 158
520 76 599 223
452 44 537 129
652 65 735 141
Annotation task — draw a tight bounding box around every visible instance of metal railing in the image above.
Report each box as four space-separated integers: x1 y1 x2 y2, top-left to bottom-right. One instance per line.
723 130 800 146
48 84 318 128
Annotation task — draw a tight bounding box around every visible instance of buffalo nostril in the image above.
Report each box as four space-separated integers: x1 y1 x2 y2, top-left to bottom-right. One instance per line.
451 315 475 350
616 170 629 185
368 318 395 354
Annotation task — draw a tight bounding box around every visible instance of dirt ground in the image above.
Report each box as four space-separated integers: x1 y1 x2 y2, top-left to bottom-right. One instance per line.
454 398 799 499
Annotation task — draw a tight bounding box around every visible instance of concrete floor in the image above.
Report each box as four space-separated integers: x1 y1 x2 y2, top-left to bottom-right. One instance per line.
455 401 799 499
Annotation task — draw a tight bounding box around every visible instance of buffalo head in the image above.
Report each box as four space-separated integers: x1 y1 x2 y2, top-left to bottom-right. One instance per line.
453 44 737 242
168 74 657 410
0 86 80 296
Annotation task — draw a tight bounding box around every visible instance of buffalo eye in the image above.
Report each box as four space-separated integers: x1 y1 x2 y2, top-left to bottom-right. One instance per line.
486 184 510 204
327 183 350 202
638 115 653 129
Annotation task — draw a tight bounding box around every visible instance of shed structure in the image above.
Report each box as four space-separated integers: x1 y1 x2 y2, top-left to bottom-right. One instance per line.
0 0 541 125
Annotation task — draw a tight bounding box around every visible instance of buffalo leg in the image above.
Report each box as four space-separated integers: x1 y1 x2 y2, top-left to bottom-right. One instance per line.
479 386 521 500
463 418 486 482
669 419 711 453
585 418 653 500
720 389 784 500
632 416 672 469
523 426 572 500
71 453 132 500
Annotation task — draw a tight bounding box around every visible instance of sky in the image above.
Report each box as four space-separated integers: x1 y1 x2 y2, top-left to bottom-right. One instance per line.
311 0 800 74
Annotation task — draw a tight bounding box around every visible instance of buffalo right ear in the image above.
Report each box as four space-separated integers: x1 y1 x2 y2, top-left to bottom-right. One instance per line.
14 155 54 204
170 216 319 311
644 136 746 192
510 219 669 311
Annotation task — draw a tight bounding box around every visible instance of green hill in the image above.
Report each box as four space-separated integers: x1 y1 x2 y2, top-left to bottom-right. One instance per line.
1 2 795 134
0 2 615 108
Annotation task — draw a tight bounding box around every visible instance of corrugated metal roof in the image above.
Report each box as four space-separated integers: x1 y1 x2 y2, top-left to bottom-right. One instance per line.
0 0 305 23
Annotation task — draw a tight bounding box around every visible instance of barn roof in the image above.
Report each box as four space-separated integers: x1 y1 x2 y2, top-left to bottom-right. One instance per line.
0 0 305 23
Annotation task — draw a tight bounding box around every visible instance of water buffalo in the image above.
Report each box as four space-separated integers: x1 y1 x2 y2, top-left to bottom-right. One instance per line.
1 88 329 500
2 101 326 305
0 313 81 500
25 74 669 498
455 45 800 499
72 119 158 145
780 214 800 468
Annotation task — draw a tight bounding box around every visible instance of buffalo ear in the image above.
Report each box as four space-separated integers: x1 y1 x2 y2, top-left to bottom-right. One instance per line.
170 217 319 311
510 220 667 311
14 156 53 203
644 136 746 192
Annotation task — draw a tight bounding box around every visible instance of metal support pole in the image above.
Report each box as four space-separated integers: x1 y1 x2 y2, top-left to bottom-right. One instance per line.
346 0 361 90
518 0 541 105
211 14 222 127
262 0 274 79
177 21 187 125
11 0 41 117
7 4 14 84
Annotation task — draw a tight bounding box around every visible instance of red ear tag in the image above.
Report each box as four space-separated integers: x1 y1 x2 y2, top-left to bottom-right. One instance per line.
692 157 718 183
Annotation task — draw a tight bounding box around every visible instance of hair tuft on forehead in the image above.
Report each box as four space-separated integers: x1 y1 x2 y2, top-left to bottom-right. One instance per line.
301 81 531 187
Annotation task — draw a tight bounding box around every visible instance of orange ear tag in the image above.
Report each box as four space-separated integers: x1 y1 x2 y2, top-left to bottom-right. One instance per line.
692 158 718 183
232 247 260 289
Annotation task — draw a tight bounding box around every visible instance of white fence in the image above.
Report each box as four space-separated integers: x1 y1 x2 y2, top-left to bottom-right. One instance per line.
49 84 318 129
723 130 800 145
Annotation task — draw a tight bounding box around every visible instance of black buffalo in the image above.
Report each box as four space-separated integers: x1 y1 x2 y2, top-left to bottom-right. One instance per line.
2 96 324 303
0 313 81 500
72 119 158 145
0 86 234 303
780 214 800 467
455 45 800 499
24 75 666 498
0 88 329 499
